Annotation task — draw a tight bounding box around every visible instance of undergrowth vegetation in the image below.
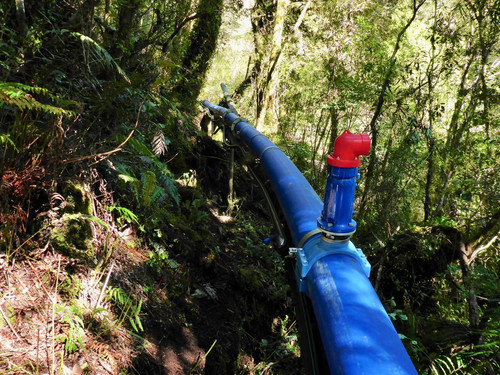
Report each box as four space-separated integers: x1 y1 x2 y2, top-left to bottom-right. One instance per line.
1 0 499 374
0 0 301 374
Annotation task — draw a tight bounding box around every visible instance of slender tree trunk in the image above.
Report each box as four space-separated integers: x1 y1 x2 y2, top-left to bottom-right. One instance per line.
255 0 290 130
311 109 326 158
358 0 426 219
311 110 328 185
424 140 435 222
430 169 451 222
175 0 224 109
379 131 393 175
458 241 480 332
445 58 472 149
327 106 338 155
15 0 27 37
424 0 437 223
253 0 312 131
162 13 199 53
227 148 235 213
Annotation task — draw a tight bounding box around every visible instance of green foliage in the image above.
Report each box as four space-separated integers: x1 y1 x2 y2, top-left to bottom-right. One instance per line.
56 305 86 354
108 205 141 227
385 297 408 322
71 32 130 84
113 135 180 207
108 286 144 333
429 355 466 375
0 81 76 116
0 0 497 372
252 315 301 372
183 199 210 224
277 140 314 177
147 242 179 273
0 133 17 151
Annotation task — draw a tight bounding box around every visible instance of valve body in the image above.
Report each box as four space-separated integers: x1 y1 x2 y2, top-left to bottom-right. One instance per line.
318 130 371 240
318 166 358 238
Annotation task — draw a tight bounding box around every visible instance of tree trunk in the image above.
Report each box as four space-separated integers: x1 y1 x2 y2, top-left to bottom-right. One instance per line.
15 0 27 37
175 0 224 109
458 241 480 334
255 0 290 130
358 0 426 219
424 0 437 223
327 106 338 155
69 0 101 35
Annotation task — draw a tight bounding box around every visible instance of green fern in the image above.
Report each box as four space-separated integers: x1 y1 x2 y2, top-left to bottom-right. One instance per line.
56 305 85 354
0 133 17 151
157 170 180 205
114 136 180 205
107 286 143 333
127 137 155 159
71 32 130 84
430 355 466 375
0 81 75 116
141 171 157 207
107 205 140 225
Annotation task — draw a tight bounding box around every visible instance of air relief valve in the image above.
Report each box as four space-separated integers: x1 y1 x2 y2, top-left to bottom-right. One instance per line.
317 130 371 241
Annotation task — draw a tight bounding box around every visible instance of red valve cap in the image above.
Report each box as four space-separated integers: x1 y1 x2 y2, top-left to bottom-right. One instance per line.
327 130 371 168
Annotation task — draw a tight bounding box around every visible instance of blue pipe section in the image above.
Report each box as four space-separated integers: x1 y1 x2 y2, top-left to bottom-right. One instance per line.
202 101 417 375
306 254 416 374
224 111 324 246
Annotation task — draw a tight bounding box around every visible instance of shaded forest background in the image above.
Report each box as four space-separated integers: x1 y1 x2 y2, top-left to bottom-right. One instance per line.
0 0 499 374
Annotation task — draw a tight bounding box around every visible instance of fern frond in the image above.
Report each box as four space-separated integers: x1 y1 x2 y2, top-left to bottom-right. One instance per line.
0 133 17 151
140 170 157 207
152 131 169 156
150 158 180 204
116 136 155 158
157 172 180 205
0 81 75 116
115 162 141 200
430 355 466 375
150 186 168 204
112 137 179 205
71 32 130 83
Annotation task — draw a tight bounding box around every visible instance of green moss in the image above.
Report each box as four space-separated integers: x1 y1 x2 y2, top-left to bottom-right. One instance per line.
239 267 263 292
63 180 92 215
60 274 83 300
0 303 15 328
49 181 95 262
165 211 202 241
51 214 94 262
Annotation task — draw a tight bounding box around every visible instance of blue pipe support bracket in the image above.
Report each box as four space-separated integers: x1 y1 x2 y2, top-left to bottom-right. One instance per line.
293 235 371 293
199 102 418 374
318 166 359 236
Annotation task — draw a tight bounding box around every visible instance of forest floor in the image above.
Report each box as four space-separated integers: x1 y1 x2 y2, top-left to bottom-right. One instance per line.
0 137 303 375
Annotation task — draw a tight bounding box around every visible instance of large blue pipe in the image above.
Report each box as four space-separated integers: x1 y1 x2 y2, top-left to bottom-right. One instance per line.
202 101 417 374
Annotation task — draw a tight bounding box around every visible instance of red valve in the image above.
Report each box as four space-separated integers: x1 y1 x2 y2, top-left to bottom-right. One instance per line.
327 130 371 168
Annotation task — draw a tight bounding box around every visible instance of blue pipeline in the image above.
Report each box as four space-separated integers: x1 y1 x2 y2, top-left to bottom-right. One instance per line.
224 111 323 246
203 102 417 374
